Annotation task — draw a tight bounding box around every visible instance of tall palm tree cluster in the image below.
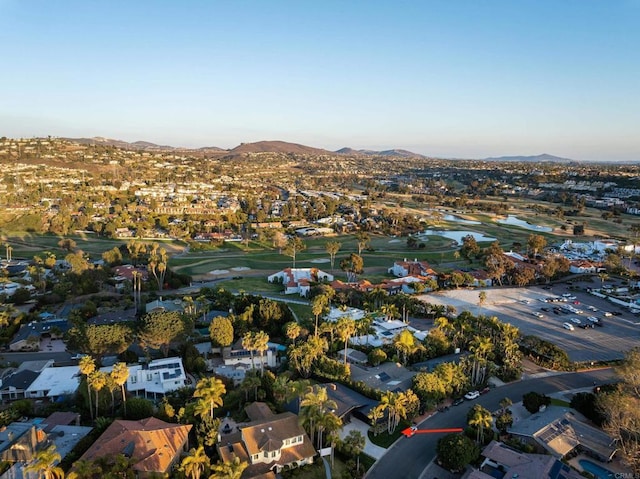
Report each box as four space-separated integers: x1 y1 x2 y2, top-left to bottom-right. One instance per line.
368 390 420 435
299 386 343 465
78 357 129 420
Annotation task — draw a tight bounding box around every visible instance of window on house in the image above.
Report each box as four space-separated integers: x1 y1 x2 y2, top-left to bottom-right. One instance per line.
291 437 297 444
131 376 137 383
271 451 276 458
264 451 268 458
147 373 153 381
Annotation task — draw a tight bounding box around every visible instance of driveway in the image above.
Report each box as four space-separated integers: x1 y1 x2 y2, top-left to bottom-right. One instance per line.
340 418 386 459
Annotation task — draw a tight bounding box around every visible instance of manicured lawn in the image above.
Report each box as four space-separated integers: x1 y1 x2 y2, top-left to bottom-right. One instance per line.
550 397 571 407
368 422 411 448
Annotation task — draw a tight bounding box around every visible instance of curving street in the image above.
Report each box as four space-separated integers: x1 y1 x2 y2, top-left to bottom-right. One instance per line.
365 368 616 479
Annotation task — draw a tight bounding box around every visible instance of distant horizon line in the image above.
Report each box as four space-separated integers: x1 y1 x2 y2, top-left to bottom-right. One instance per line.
4 134 639 163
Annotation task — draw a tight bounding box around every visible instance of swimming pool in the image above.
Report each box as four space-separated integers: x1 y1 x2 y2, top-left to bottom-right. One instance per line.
579 459 615 479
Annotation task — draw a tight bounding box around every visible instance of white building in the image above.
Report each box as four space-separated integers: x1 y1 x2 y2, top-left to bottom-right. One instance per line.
126 357 187 399
267 268 333 296
25 366 80 401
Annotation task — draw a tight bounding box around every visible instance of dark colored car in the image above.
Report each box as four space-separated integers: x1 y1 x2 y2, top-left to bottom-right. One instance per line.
480 386 491 395
452 398 464 406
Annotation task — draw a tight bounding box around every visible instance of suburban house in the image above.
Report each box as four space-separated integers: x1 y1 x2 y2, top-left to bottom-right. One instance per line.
508 407 617 463
569 260 600 274
126 357 188 400
221 339 282 370
77 417 191 478
465 440 584 479
217 402 316 478
267 268 333 296
0 422 45 463
25 365 81 401
213 364 249 385
0 360 54 401
388 259 438 279
10 319 70 351
286 383 378 425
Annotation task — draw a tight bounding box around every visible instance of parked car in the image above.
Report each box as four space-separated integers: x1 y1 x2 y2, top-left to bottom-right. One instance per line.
71 353 88 360
464 390 480 400
563 322 575 331
480 387 491 395
452 398 464 406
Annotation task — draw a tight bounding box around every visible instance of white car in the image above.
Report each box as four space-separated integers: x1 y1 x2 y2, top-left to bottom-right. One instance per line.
569 317 582 324
603 312 613 317
587 306 598 312
587 316 599 323
70 354 88 360
563 322 575 331
532 311 544 318
464 391 480 400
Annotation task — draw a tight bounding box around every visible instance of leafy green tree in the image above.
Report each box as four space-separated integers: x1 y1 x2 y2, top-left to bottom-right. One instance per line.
393 329 421 365
436 433 479 472
460 234 480 261
138 310 185 357
527 234 547 257
522 391 550 414
68 324 133 362
368 348 387 366
209 316 234 347
340 253 364 283
124 396 154 420
325 241 341 271
284 236 306 268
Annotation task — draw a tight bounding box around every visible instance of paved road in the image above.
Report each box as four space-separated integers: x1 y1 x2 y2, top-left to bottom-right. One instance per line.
365 368 616 479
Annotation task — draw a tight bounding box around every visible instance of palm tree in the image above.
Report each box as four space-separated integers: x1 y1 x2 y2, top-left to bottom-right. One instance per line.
284 321 301 345
110 362 129 416
468 404 493 443
311 294 328 336
478 291 487 314
335 316 357 365
24 445 64 479
67 459 101 479
393 329 421 365
88 371 106 419
379 391 407 434
180 446 210 479
193 377 226 419
300 386 338 447
210 457 248 479
241 332 256 370
79 356 96 420
499 397 512 415
253 331 269 376
368 404 385 436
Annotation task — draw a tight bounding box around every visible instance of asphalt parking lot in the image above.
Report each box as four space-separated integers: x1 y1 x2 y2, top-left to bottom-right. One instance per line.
419 278 640 362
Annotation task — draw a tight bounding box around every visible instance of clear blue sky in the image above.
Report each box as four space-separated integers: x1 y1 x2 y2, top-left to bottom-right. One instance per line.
1 0 638 161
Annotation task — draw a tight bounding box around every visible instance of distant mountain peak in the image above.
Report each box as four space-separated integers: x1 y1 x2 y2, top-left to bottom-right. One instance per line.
483 153 574 163
335 147 425 158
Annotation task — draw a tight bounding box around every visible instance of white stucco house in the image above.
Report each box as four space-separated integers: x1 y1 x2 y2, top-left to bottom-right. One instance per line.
267 267 333 296
126 357 188 399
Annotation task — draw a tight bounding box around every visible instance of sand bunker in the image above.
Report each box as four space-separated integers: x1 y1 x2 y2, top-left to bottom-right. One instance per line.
231 266 250 271
310 258 330 263
209 269 230 275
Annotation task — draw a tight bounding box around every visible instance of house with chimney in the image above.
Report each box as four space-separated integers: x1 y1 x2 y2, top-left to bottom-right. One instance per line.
217 402 315 478
267 268 333 296
76 417 191 478
388 258 437 279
